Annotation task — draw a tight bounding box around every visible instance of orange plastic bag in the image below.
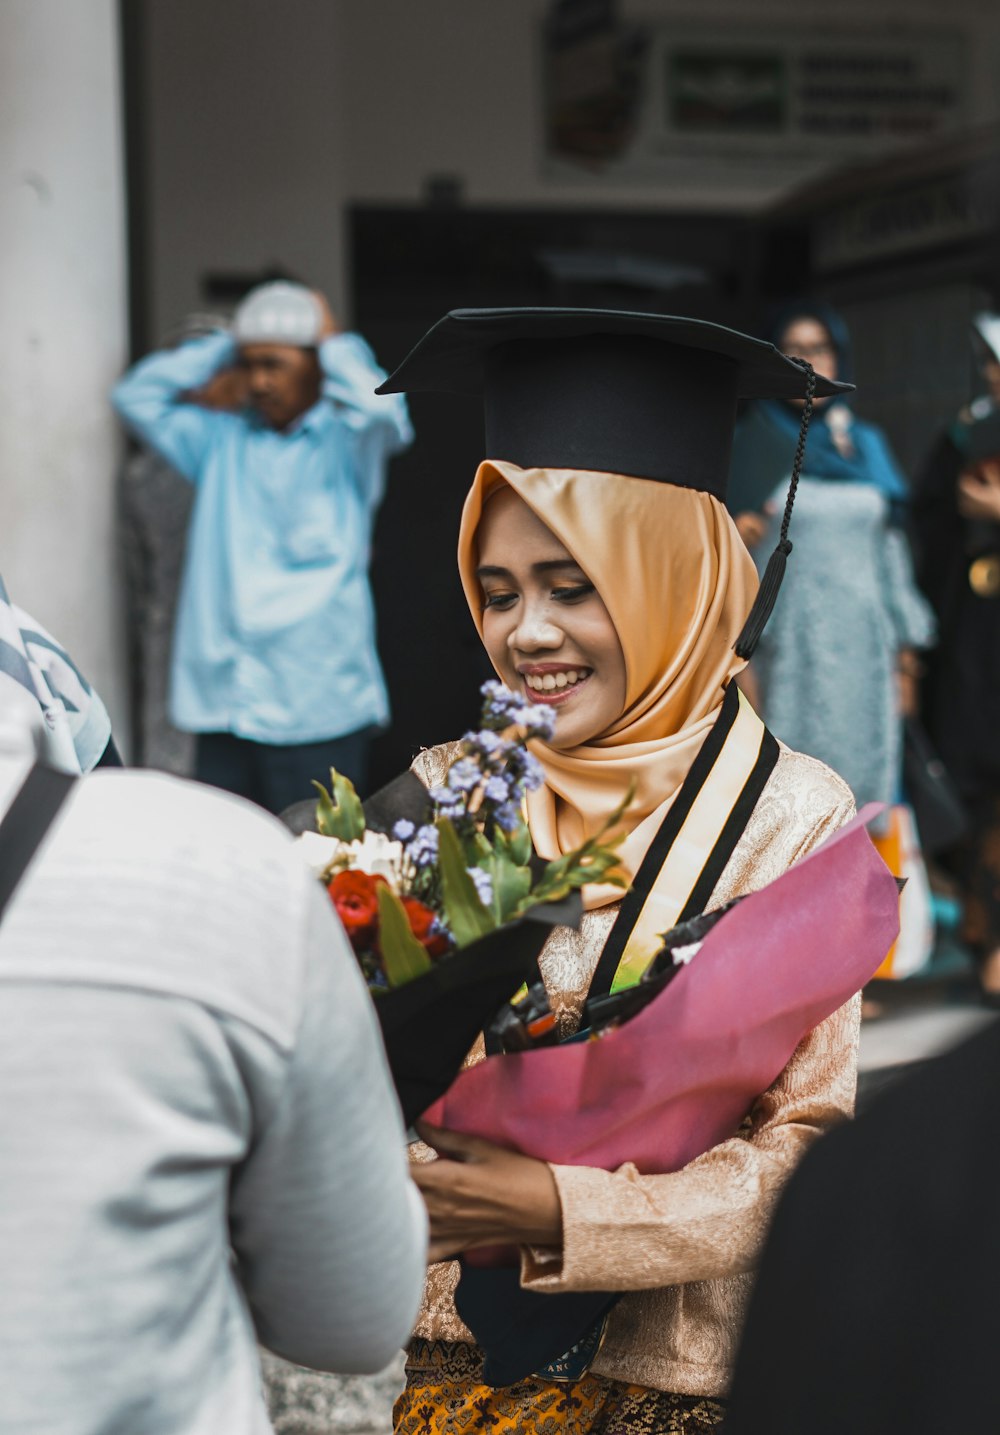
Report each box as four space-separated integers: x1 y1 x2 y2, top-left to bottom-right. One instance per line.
871 805 934 979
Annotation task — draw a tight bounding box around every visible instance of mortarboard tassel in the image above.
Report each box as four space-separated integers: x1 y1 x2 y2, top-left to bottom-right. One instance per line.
734 360 817 660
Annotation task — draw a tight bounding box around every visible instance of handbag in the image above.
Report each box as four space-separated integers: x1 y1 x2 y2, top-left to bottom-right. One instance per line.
902 717 969 856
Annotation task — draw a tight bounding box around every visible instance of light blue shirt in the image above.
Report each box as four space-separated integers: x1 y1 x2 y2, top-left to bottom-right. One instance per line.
113 332 412 744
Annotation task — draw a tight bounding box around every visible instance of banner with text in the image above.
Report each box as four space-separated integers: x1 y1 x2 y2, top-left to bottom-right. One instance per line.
543 20 967 195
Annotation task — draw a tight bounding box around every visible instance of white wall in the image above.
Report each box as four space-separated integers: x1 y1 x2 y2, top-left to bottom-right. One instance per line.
141 0 1000 338
0 0 129 745
142 0 348 342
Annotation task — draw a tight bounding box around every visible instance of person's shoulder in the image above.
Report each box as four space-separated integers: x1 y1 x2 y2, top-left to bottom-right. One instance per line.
57 770 317 1042
851 412 897 458
409 740 465 790
74 766 295 854
770 742 856 817
714 742 855 903
758 742 857 854
74 770 311 919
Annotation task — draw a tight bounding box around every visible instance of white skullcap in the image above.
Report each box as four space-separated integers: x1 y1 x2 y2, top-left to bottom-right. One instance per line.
233 281 323 347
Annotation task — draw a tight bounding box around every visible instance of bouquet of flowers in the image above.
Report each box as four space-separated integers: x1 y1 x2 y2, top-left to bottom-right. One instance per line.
424 804 901 1384
299 681 627 1123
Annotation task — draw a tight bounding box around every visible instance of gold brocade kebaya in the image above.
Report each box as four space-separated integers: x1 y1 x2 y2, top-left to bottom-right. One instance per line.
456 462 759 907
406 452 861 1414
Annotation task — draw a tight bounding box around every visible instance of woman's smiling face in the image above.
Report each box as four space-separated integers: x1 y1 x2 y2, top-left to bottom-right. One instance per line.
475 486 627 750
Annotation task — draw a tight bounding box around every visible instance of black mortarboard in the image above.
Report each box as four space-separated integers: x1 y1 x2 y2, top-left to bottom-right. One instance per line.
377 307 850 496
377 307 854 655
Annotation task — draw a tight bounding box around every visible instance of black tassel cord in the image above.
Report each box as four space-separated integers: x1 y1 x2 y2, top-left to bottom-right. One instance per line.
734 361 817 660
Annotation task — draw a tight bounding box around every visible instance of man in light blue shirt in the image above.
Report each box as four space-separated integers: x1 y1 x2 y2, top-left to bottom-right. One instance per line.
113 282 413 812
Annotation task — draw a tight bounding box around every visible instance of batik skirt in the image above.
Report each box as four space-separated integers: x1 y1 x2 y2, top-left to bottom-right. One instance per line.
394 1340 726 1435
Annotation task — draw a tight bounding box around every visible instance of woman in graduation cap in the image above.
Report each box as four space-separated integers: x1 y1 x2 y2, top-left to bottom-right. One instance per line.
378 310 867 1434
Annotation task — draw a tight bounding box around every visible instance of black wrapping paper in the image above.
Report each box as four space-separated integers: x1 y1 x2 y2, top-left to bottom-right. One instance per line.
376 892 581 1127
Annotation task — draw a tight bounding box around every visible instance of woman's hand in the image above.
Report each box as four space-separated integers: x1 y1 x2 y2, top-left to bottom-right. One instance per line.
957 460 1000 522
734 510 769 549
412 1122 563 1264
896 648 923 718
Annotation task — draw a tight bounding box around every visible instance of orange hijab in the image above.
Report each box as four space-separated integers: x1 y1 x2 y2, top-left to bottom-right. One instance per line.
457 461 759 906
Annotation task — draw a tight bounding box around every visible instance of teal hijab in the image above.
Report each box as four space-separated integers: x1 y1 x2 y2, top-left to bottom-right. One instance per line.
727 303 910 522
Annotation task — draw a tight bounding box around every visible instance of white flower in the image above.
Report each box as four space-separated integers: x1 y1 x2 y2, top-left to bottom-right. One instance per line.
349 829 408 886
296 831 353 879
296 828 409 889
670 941 702 967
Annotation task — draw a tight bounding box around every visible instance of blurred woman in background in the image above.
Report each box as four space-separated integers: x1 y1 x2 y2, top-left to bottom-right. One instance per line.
728 302 934 824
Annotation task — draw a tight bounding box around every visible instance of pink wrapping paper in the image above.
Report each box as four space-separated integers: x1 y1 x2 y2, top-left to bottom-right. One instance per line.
424 806 898 1176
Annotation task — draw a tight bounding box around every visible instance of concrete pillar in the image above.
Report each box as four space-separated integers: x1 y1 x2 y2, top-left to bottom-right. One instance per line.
0 0 129 747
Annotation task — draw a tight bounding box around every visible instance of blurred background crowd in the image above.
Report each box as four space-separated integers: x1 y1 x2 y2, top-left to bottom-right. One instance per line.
5 0 1000 1429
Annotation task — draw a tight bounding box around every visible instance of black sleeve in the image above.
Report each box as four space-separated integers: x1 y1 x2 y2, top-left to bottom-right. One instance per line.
910 431 964 614
94 737 124 769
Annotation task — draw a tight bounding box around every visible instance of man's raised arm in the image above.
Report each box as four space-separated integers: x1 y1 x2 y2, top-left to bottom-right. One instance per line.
111 331 238 482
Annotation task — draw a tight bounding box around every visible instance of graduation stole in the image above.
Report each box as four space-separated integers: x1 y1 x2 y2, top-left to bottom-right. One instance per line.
458 684 781 1390
588 682 779 1001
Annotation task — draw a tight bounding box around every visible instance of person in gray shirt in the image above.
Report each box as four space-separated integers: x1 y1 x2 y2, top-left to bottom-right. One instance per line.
0 715 427 1435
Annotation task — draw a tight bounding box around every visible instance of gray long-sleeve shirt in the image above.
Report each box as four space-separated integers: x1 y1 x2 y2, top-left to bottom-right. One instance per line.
0 748 426 1434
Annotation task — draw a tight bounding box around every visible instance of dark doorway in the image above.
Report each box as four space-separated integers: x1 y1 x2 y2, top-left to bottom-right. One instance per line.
351 204 753 788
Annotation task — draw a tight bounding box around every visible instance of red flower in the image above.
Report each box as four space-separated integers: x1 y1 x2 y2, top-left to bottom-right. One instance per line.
401 897 450 958
327 869 386 949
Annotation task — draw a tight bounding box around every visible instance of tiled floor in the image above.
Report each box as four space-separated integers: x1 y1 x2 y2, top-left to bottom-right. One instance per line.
858 937 996 1101
262 1350 403 1435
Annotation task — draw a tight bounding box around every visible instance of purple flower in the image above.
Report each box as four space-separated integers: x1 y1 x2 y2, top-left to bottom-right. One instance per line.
520 753 545 791
392 818 416 842
408 824 439 868
446 758 481 793
467 866 494 907
505 745 537 779
480 680 556 742
480 680 524 729
428 784 463 812
494 803 523 833
514 702 557 742
481 679 515 709
483 775 511 805
464 728 506 759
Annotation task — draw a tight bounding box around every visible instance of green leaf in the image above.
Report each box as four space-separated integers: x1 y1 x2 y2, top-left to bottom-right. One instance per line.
507 820 532 868
509 783 634 918
437 817 496 946
312 768 366 841
517 856 628 915
486 850 533 925
468 829 494 863
377 884 433 986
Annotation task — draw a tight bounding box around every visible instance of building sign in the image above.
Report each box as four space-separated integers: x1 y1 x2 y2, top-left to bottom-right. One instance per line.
543 19 967 196
814 156 1000 272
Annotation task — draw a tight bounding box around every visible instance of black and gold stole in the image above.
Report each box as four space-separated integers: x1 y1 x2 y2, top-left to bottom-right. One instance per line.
457 682 780 1388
